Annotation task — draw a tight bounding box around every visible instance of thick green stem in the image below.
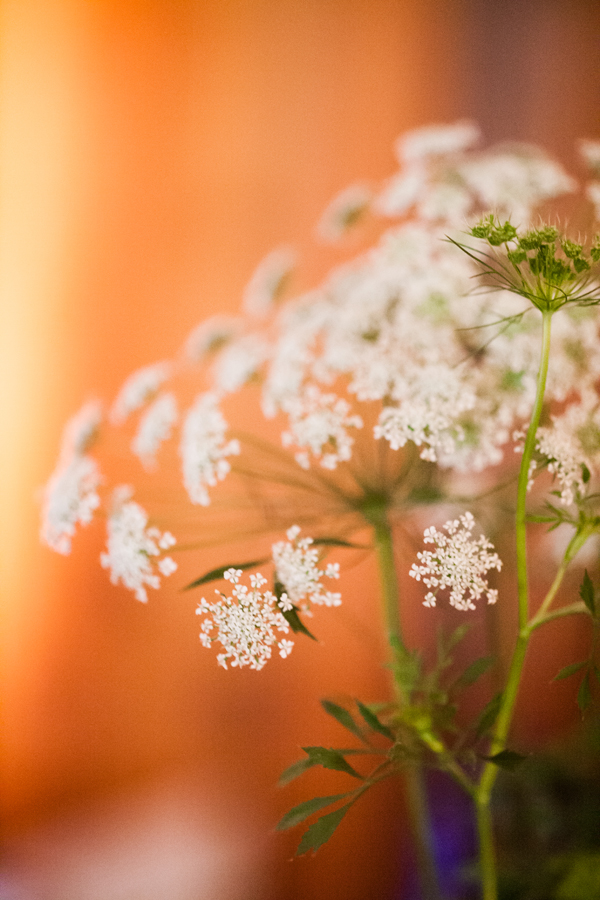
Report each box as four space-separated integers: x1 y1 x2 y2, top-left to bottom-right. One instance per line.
372 511 443 900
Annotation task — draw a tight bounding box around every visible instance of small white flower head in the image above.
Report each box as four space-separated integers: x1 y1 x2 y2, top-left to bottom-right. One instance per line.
374 363 476 462
272 525 341 610
212 334 269 394
131 392 178 470
180 392 240 506
110 362 171 425
242 247 296 318
316 183 372 242
536 398 600 506
409 512 502 611
100 489 177 603
41 455 101 554
396 121 480 165
184 315 241 363
579 139 600 176
196 567 292 670
60 400 102 457
40 401 103 554
281 384 363 470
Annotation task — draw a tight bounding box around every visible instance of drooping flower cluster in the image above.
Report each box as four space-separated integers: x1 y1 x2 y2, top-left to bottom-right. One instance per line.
40 401 102 554
409 512 502 611
272 526 341 610
180 392 240 506
100 488 177 603
196 569 293 670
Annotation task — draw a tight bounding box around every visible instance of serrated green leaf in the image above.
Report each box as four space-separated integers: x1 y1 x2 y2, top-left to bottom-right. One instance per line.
579 569 596 616
356 701 394 740
278 757 315 786
474 692 503 738
321 701 365 742
452 656 494 692
302 747 364 779
553 660 588 681
276 792 352 831
581 462 592 484
296 802 353 856
578 672 592 712
184 558 269 590
481 749 527 771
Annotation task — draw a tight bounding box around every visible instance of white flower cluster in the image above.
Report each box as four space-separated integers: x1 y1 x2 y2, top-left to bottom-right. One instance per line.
409 512 502 611
40 401 102 554
100 489 177 603
132 392 178 469
110 362 171 424
536 396 600 506
180 392 240 505
272 525 341 610
196 569 293 670
281 385 363 470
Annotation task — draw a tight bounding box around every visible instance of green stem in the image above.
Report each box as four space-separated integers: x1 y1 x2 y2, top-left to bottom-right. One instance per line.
474 310 553 900
515 310 553 630
475 798 497 900
372 511 443 900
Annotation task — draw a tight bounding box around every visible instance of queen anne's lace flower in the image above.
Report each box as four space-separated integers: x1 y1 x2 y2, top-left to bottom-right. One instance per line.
41 456 101 554
213 334 269 394
131 392 178 469
536 397 600 506
110 362 171 424
410 512 502 611
40 402 103 554
184 315 240 362
316 183 372 242
100 489 177 602
281 385 363 470
196 569 292 670
242 247 296 318
180 392 240 505
272 526 341 610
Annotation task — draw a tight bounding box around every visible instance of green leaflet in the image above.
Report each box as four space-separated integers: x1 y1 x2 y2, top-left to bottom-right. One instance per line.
452 655 494 692
481 749 527 772
278 757 314 787
553 660 588 681
296 802 353 856
321 700 366 743
183 558 268 590
356 701 394 741
301 746 364 779
276 792 352 831
579 569 596 617
475 692 503 738
577 672 592 712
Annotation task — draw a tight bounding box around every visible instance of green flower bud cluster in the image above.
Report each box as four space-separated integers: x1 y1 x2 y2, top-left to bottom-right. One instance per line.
467 217 600 312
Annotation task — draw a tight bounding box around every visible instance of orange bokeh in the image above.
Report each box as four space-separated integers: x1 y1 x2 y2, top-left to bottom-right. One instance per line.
2 2 600 898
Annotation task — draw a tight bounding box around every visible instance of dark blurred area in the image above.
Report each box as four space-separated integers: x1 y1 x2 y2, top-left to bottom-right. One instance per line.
2 1 600 898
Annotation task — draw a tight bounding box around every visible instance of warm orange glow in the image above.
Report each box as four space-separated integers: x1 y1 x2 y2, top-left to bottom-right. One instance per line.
3 1 600 896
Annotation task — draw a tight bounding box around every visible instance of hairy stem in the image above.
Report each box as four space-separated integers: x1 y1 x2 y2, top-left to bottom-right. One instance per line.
372 510 443 900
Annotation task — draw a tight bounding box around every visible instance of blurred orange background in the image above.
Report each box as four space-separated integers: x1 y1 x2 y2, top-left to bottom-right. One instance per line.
2 2 600 898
